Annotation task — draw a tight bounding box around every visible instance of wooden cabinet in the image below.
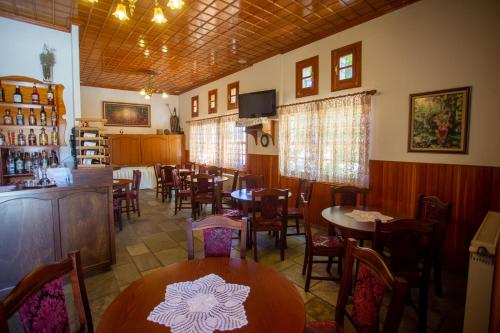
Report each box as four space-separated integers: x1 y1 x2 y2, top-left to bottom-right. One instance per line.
109 134 184 166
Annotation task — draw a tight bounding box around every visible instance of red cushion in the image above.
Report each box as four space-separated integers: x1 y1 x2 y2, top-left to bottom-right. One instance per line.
203 227 233 258
305 320 344 333
178 189 191 195
312 234 344 249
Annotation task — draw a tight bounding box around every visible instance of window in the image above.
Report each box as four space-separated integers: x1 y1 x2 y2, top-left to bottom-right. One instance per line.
191 96 199 118
296 55 319 98
189 115 246 170
208 89 217 114
331 41 362 92
279 92 371 187
227 81 239 110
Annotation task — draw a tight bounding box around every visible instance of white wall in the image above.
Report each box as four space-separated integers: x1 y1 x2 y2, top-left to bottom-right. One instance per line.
80 86 180 134
179 0 500 166
0 17 80 164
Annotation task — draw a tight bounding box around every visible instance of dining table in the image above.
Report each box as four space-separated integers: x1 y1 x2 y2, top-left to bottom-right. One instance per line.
113 178 131 220
96 257 305 333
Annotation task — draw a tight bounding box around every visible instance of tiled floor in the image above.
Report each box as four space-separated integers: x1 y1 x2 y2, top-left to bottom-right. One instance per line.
86 189 466 332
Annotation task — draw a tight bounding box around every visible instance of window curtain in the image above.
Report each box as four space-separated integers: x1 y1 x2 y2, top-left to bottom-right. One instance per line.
189 118 220 166
279 93 371 187
219 115 246 170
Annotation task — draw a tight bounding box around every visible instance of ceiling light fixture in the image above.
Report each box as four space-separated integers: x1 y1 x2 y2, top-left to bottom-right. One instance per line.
162 92 168 98
152 1 167 24
139 76 160 100
114 0 182 23
113 1 129 21
162 45 168 53
144 49 150 57
167 0 184 10
138 39 145 48
87 0 98 3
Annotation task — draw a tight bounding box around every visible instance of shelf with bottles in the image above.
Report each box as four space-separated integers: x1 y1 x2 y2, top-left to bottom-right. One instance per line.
72 118 109 169
3 149 60 179
0 126 61 147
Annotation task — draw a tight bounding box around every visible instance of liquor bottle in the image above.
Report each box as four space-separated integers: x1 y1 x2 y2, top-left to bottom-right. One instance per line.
3 109 13 125
40 106 47 126
28 108 36 125
28 128 37 146
32 152 40 169
47 85 54 105
51 127 59 145
24 152 32 173
7 151 15 174
0 80 5 102
31 85 40 104
41 150 49 169
0 129 5 145
13 85 23 103
50 106 58 126
16 108 25 125
39 127 48 145
50 150 58 167
17 129 26 146
15 151 24 174
7 130 15 145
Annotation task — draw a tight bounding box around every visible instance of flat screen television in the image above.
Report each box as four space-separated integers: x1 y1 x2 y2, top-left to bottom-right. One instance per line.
238 89 276 118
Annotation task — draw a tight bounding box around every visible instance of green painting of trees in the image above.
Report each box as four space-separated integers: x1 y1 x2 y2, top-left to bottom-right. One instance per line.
412 92 464 149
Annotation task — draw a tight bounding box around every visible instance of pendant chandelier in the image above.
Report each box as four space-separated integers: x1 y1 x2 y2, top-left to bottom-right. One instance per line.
109 0 184 23
139 76 168 100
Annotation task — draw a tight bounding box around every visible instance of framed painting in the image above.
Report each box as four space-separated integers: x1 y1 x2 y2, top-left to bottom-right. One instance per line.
408 87 471 154
103 101 151 127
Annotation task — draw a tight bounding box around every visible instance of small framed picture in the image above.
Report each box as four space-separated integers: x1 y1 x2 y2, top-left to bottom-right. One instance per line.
408 87 471 154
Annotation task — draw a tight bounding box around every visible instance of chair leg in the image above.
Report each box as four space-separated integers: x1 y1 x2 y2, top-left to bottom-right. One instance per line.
295 218 300 233
434 258 443 296
280 228 285 261
327 256 333 273
418 285 428 333
253 229 258 262
174 195 179 215
302 245 309 275
305 252 313 292
136 197 141 216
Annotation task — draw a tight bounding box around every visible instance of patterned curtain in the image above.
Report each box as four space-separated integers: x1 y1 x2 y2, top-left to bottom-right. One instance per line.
189 118 220 166
219 115 246 170
279 93 371 187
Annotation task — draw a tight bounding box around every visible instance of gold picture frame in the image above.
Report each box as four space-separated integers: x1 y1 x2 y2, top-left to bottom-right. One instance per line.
103 101 151 127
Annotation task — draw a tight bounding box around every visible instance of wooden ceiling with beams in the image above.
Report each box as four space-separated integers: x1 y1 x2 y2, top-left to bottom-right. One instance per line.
0 0 418 94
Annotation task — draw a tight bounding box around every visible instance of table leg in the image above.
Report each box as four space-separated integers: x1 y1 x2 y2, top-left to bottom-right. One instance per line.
125 186 131 220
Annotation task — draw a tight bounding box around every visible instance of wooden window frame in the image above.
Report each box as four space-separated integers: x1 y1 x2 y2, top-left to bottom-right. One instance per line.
331 41 362 92
295 55 319 98
227 81 239 110
191 95 199 118
208 89 217 114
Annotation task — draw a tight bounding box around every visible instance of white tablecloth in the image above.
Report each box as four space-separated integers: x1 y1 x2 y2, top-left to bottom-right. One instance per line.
113 166 157 189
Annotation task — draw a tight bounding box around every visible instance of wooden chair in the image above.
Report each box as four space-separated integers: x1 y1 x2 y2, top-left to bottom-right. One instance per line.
415 194 452 296
198 164 207 174
221 170 240 208
239 174 264 190
250 188 288 262
301 195 344 291
206 165 222 176
186 215 247 260
306 239 408 333
154 163 163 199
0 251 93 333
373 219 437 333
172 169 191 215
113 196 122 231
160 165 175 202
115 170 141 216
190 173 215 219
286 178 315 236
215 183 245 220
330 184 367 208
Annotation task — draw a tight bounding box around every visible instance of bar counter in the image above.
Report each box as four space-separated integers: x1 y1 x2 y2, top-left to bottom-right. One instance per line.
0 168 115 298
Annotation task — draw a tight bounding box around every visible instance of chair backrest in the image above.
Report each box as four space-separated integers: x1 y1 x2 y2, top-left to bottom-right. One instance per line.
230 170 240 191
172 169 181 189
336 239 408 333
331 185 367 207
300 195 314 251
191 173 214 194
153 163 161 180
186 215 247 260
415 194 452 250
295 179 315 208
160 165 175 183
0 251 93 333
251 188 288 223
206 166 222 176
184 162 194 170
373 219 437 282
132 170 141 192
199 164 207 174
239 174 264 190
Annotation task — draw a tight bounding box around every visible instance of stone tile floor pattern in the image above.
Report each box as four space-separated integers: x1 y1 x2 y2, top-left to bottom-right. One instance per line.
86 189 466 332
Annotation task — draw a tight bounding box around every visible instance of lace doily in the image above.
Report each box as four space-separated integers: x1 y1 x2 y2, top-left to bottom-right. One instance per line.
147 274 250 333
344 210 393 222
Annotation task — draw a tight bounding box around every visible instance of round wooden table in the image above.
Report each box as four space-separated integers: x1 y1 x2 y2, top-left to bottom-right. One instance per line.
321 206 398 240
230 188 292 202
113 178 131 220
97 258 305 333
191 176 229 183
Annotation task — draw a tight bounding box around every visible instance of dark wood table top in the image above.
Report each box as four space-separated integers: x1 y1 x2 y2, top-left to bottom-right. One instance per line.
231 188 293 202
190 176 229 183
97 258 305 333
112 178 131 187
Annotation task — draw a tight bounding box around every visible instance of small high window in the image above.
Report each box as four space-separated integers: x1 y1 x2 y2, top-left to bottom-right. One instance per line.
191 96 199 118
296 55 319 98
208 89 217 114
331 41 362 92
227 81 239 110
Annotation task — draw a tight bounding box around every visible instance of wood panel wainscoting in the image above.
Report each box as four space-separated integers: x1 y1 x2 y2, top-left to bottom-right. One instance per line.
109 134 184 167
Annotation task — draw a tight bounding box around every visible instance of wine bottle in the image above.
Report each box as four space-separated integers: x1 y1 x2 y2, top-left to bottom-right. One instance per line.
17 129 26 146
0 80 5 102
28 128 37 146
24 152 32 173
50 106 58 126
51 127 59 145
3 109 13 125
39 127 48 145
40 106 47 126
16 108 25 125
28 108 36 125
50 150 58 167
13 85 23 103
15 151 24 174
31 85 40 104
47 85 54 105
41 150 49 168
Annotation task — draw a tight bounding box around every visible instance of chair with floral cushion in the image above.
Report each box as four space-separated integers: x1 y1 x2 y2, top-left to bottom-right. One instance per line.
285 178 315 236
186 215 247 260
301 195 344 291
373 218 437 333
173 169 192 215
0 251 93 333
306 239 408 333
415 194 452 296
190 173 216 219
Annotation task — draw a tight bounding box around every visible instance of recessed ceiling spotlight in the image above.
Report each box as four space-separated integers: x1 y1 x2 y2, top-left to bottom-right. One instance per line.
138 39 145 47
238 59 247 64
162 45 168 53
144 49 150 57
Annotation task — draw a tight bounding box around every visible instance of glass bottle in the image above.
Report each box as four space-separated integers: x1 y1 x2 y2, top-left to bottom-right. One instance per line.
31 85 40 104
15 151 24 174
51 127 59 145
0 80 5 102
3 109 13 125
16 108 25 125
17 129 26 146
40 106 47 126
13 85 23 103
50 150 58 167
50 106 58 126
39 127 48 145
24 152 32 173
0 129 5 146
7 130 15 145
47 85 54 105
7 150 15 174
28 108 36 125
41 150 49 169
28 128 37 146
32 152 40 169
